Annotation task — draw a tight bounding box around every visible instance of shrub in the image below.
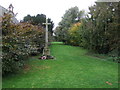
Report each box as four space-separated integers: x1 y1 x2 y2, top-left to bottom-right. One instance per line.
2 14 45 75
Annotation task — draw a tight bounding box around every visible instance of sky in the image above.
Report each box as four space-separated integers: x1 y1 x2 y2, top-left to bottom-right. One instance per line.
0 0 97 28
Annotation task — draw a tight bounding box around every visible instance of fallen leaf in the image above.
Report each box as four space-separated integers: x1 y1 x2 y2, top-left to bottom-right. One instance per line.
106 81 112 85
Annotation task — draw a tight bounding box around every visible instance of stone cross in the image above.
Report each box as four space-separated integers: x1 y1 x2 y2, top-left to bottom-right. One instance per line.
43 18 51 48
42 18 51 56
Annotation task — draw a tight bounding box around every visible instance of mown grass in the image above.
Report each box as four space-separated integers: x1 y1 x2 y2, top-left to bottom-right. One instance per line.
2 42 118 88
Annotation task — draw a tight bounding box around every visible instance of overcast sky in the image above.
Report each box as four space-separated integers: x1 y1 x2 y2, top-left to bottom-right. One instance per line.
0 0 97 28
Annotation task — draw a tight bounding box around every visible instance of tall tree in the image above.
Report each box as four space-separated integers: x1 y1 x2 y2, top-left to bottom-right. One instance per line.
23 14 32 22
82 2 120 54
23 14 54 35
55 6 85 42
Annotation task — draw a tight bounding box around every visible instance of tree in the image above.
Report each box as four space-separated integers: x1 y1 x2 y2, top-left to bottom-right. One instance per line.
55 6 85 42
23 14 32 22
67 22 83 46
82 2 120 54
23 14 54 35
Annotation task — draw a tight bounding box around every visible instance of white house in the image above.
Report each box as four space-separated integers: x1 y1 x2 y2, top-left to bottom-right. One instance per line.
0 5 19 24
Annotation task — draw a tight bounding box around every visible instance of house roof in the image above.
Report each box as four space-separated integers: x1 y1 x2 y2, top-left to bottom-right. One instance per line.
0 5 19 24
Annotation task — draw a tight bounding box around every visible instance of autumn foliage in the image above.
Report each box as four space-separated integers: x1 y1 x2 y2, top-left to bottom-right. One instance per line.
67 22 83 46
2 14 45 75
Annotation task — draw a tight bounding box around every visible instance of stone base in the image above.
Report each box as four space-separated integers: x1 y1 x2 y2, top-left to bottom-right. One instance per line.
39 47 54 60
43 47 50 56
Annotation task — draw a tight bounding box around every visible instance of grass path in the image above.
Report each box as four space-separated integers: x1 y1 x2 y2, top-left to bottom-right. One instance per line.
3 42 118 88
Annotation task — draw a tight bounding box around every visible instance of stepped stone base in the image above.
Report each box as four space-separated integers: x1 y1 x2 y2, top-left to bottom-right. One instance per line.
39 47 54 60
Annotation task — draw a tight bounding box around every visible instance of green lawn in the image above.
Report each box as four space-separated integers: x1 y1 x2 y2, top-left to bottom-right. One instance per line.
3 42 118 88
